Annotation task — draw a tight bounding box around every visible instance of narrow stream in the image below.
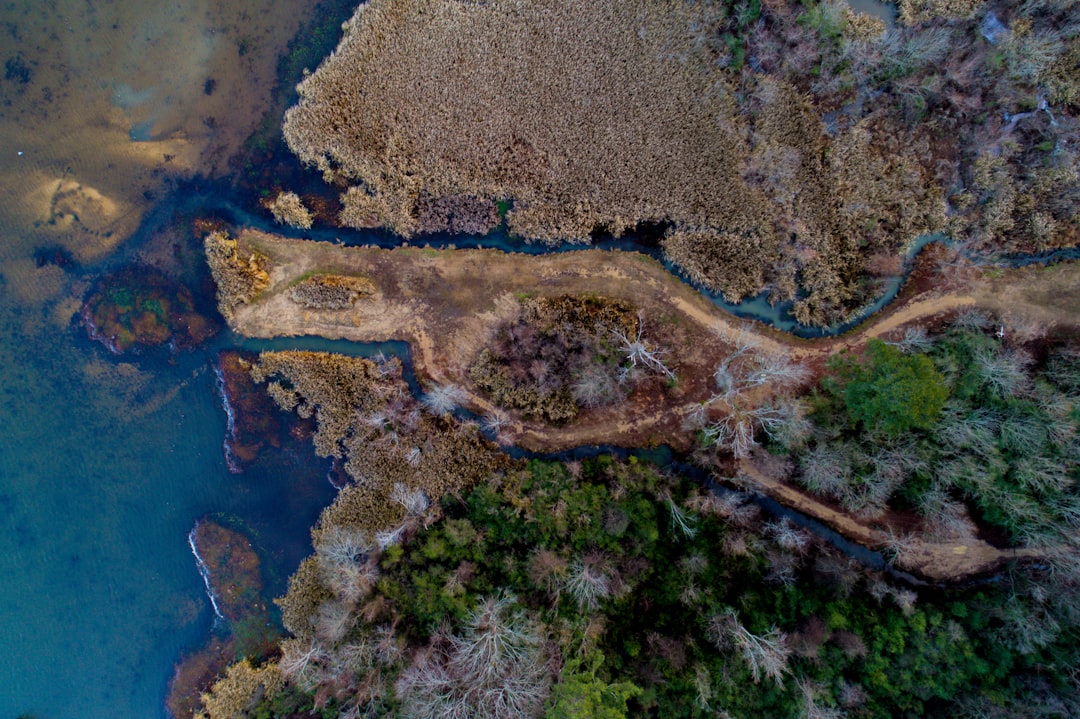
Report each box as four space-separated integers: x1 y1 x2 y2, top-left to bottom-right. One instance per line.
119 179 1080 340
103 179 1078 590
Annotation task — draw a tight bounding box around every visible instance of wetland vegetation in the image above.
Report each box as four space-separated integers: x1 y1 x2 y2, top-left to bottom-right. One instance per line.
280 0 1078 326
5 0 1075 716
179 0 1080 714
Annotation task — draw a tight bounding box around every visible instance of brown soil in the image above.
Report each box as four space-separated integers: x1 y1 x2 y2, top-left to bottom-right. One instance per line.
736 462 1039 582
219 229 1080 578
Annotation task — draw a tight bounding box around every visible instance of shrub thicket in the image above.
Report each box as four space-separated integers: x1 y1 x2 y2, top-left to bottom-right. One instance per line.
468 295 644 422
789 323 1079 543
212 456 1080 718
827 339 949 436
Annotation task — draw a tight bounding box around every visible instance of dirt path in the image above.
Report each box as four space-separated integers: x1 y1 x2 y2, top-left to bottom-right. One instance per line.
736 462 1038 581
227 230 1053 451
221 230 1077 579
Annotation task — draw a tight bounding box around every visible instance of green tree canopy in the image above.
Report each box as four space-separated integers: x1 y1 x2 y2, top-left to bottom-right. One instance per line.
545 652 642 719
829 339 949 436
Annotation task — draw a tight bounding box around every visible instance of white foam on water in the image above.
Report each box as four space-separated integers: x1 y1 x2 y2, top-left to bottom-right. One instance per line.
187 521 225 622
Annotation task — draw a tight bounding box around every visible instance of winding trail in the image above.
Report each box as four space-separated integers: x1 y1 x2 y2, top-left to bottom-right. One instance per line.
736 462 1040 580
220 229 1080 580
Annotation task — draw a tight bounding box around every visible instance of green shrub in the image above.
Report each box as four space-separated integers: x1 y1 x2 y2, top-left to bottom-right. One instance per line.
828 339 949 436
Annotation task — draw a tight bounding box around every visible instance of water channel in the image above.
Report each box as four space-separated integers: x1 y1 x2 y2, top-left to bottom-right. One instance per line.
0 0 1072 714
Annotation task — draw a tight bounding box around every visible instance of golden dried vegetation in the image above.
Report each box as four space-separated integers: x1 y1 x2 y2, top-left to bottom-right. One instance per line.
265 191 314 229
249 351 387 458
249 350 507 544
282 0 954 325
194 659 281 719
204 231 270 319
284 0 751 245
896 0 985 25
288 274 376 310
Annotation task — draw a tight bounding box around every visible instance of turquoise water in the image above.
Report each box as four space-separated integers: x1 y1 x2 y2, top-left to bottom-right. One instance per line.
0 0 338 715
0 294 336 718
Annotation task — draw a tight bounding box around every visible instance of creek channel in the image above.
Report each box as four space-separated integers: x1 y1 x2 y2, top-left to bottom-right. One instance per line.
141 180 1071 587
126 179 1079 589
190 186 1080 338
219 332 918 584
21 174 1059 717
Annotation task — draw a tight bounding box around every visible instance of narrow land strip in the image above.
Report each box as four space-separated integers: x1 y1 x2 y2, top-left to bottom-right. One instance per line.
219 230 1079 579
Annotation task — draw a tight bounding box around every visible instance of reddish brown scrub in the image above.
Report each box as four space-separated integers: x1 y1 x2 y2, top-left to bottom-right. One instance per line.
82 266 217 354
215 351 284 472
190 520 266 624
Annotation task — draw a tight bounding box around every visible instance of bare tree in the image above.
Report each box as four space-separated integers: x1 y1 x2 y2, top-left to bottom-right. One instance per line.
571 364 624 408
391 482 431 516
688 490 760 527
611 313 676 380
352 625 393 668
712 328 807 401
375 524 407 550
744 352 810 392
885 326 933 354
713 328 760 397
703 395 810 459
974 347 1032 397
752 399 812 449
480 408 510 434
1013 454 1072 495
316 599 354 644
421 383 468 415
797 677 847 719
706 608 791 686
372 351 401 378
918 486 974 541
396 594 550 719
881 528 921 570
838 682 867 710
999 413 1049 454
940 407 1001 458
692 664 715 713
765 548 800 587
528 548 568 597
315 526 373 568
797 443 853 500
666 497 699 539
564 553 616 611
703 405 758 459
1045 348 1080 396
280 637 328 691
891 588 918 617
814 552 861 598
765 518 811 555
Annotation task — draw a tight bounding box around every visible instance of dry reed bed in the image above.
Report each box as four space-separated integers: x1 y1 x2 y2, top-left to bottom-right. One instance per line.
283 0 951 325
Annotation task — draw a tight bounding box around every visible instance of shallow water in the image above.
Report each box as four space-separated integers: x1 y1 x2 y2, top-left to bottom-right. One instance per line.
0 295 338 719
0 1 334 717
